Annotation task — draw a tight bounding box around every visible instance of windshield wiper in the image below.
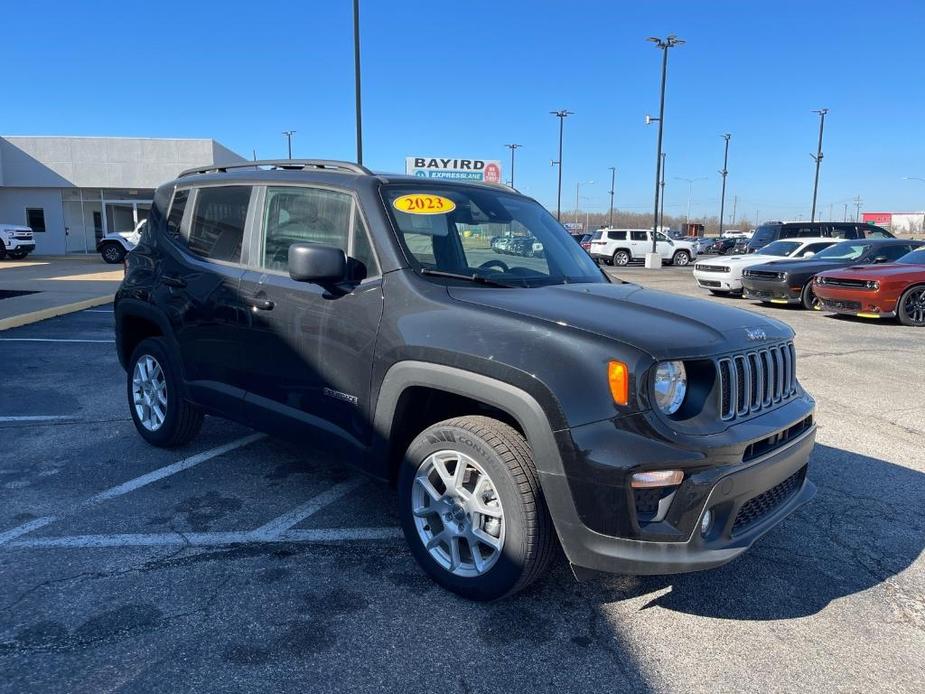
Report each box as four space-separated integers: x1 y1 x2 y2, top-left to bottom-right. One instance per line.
419 268 517 288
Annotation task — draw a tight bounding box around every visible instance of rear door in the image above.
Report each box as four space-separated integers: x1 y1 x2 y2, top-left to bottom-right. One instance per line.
629 230 648 258
162 185 254 412
237 184 384 450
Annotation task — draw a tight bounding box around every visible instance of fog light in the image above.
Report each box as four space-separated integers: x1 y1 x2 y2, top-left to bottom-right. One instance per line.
630 470 683 488
700 509 713 536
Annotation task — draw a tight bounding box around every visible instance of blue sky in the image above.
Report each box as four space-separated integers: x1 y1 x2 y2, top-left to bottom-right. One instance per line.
4 0 924 222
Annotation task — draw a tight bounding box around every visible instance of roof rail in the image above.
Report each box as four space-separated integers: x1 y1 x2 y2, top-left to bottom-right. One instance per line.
177 159 372 179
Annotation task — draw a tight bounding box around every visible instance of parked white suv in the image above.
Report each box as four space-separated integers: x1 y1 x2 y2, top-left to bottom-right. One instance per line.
0 224 36 260
692 237 835 296
589 228 698 267
96 219 146 264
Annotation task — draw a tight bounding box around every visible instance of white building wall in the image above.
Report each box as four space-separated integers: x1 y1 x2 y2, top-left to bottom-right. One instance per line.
890 213 925 236
0 188 66 254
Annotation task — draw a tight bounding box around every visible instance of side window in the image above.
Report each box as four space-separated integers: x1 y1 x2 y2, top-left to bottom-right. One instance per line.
630 231 647 241
799 242 831 256
878 245 911 262
166 189 189 238
831 224 857 239
608 231 626 240
187 186 251 263
25 208 46 233
350 213 379 280
262 187 352 272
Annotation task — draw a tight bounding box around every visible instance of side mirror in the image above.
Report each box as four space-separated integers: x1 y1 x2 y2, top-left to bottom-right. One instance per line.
803 251 815 258
873 255 889 264
288 243 347 283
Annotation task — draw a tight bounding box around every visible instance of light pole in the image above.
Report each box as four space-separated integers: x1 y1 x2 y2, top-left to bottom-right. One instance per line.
645 35 684 266
659 153 667 232
674 176 706 226
608 167 616 227
718 133 731 236
505 144 522 188
810 108 829 222
282 130 296 159
353 0 363 165
550 110 573 221
575 180 594 226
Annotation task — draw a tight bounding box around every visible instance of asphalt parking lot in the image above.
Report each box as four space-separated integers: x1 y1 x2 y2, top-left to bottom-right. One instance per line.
1 267 923 693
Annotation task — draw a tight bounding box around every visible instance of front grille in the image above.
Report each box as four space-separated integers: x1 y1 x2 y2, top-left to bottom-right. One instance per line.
698 279 721 288
718 342 797 421
820 298 860 311
743 415 813 461
13 233 32 239
696 264 728 273
731 466 806 535
818 277 868 288
744 270 783 280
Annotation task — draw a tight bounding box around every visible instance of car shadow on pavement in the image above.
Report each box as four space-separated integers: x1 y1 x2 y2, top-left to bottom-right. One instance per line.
575 443 924 621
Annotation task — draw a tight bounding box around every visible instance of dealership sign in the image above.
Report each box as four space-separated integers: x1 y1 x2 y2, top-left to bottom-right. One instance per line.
405 157 503 183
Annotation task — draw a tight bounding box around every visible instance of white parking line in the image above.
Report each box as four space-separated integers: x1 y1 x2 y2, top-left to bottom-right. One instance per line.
0 338 114 343
250 477 367 540
84 309 114 313
0 433 265 546
4 527 402 549
0 415 79 423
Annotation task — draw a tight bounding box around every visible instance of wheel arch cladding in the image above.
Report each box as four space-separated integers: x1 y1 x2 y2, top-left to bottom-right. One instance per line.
115 301 172 371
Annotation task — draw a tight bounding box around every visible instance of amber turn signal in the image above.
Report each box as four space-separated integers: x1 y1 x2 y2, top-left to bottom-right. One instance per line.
608 360 629 406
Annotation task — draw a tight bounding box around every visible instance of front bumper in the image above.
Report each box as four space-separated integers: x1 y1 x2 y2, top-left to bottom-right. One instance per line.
813 285 896 318
693 269 740 292
4 241 35 253
542 396 816 575
742 277 801 304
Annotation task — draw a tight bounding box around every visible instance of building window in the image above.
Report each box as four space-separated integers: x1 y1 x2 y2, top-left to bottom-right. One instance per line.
26 208 46 233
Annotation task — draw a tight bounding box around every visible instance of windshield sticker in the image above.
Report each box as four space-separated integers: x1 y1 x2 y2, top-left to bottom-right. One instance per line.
393 194 457 215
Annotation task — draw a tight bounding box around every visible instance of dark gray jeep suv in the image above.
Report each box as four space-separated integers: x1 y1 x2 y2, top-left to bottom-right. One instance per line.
115 159 817 600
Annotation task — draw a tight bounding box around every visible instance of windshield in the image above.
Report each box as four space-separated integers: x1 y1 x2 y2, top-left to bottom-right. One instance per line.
757 241 801 257
813 242 869 261
898 248 925 265
383 186 606 287
749 224 778 248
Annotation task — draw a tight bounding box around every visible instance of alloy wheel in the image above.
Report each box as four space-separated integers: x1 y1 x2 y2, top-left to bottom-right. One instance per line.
132 354 167 431
903 288 925 325
411 450 505 577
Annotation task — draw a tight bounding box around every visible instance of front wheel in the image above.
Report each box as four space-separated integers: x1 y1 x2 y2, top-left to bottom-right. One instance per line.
7 250 28 259
672 250 691 266
612 249 630 266
101 243 127 264
127 337 204 447
801 282 820 311
898 285 925 327
398 416 556 601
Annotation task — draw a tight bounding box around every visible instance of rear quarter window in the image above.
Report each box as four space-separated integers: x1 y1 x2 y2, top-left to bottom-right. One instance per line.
608 231 627 240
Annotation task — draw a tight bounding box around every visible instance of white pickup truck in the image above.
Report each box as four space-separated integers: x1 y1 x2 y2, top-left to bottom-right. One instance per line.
589 228 698 267
0 224 36 260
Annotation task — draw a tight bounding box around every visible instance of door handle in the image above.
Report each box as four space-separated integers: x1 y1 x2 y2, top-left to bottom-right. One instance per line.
162 275 186 288
246 296 275 311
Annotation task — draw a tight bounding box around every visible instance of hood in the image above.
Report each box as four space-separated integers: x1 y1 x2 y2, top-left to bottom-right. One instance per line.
821 263 925 280
448 282 792 360
703 253 783 267
748 258 848 275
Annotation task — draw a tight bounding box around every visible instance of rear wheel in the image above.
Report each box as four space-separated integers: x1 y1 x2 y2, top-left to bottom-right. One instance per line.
612 249 630 266
897 285 925 327
101 243 126 264
398 416 556 601
127 337 204 447
800 282 820 311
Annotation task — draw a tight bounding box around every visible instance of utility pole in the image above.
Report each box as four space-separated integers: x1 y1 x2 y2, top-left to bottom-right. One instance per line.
353 0 363 165
718 133 731 236
608 167 616 227
282 130 295 159
550 110 573 221
646 35 684 265
844 203 848 221
504 144 522 188
731 194 738 226
854 195 863 222
659 153 667 232
252 149 257 162
575 180 594 225
675 176 706 226
810 108 829 222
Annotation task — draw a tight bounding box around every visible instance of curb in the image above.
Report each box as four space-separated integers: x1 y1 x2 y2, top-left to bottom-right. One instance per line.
0 294 114 332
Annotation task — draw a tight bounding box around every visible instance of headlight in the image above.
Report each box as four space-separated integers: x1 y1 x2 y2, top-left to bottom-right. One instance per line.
866 280 879 290
654 361 687 415
776 271 788 281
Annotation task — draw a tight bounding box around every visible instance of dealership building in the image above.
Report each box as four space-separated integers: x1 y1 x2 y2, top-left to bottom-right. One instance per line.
862 211 925 236
0 136 244 255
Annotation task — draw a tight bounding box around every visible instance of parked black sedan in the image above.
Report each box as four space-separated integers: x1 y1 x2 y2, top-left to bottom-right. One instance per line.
741 238 925 309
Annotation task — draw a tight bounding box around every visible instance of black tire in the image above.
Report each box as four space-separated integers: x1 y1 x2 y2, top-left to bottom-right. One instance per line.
612 249 630 266
398 416 556 601
897 285 925 327
672 250 691 266
101 243 126 264
800 282 820 311
7 250 28 259
709 290 730 296
127 337 204 447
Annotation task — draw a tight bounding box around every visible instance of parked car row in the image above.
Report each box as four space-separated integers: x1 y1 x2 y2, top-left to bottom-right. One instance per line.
693 235 925 327
490 235 544 257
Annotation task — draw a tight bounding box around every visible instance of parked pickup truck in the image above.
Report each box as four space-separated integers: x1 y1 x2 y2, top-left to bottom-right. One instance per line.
0 224 36 260
589 228 698 266
115 159 816 600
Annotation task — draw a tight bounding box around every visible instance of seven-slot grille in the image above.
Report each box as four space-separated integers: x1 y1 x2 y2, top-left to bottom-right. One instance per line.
718 342 797 420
